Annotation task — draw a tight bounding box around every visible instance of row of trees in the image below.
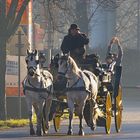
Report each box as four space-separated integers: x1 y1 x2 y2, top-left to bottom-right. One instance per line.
33 0 124 35
32 0 124 52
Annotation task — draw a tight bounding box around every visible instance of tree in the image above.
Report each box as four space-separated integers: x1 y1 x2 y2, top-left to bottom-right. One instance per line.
33 0 124 40
32 0 125 55
116 0 139 50
0 0 30 120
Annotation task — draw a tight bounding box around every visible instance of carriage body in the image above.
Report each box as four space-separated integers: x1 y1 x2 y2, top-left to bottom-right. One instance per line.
80 55 123 134
47 54 123 134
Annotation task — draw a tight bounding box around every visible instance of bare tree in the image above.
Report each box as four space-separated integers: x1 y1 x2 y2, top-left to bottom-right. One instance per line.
32 0 124 50
116 0 138 49
96 0 125 9
0 0 30 120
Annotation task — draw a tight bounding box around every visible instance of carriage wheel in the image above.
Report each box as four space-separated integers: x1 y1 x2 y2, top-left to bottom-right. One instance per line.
105 92 112 134
114 85 123 133
53 116 61 132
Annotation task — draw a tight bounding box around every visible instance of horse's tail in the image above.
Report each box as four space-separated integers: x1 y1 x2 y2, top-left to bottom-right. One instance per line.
89 99 104 122
94 106 104 120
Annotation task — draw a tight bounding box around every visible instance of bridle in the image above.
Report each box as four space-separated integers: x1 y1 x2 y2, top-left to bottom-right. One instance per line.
58 58 70 77
58 67 69 77
26 54 39 77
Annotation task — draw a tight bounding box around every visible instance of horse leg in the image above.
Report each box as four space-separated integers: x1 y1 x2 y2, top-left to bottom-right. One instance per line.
67 99 74 135
32 103 39 133
36 101 43 136
90 99 98 131
44 97 52 130
26 98 35 135
79 113 84 136
78 102 85 136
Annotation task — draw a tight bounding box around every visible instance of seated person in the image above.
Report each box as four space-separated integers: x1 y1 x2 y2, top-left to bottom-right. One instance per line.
105 37 123 74
60 23 89 65
100 37 123 92
38 52 46 68
105 53 116 74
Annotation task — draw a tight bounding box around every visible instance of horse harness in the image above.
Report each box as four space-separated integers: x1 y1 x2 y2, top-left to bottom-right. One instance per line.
66 71 91 94
23 71 53 97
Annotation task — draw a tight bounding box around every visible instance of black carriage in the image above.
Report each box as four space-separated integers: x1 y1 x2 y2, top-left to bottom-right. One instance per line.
42 53 123 134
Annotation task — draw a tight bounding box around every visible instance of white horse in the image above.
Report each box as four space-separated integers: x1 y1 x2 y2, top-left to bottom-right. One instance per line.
22 49 53 136
57 54 103 136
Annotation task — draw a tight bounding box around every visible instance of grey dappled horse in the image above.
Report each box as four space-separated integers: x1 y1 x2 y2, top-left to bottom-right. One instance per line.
23 49 53 136
57 54 103 136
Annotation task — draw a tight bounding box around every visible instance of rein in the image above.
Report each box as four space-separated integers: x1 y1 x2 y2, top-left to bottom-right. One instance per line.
58 71 66 76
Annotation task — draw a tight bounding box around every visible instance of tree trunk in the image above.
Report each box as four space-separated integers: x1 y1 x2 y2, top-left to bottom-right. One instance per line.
0 38 7 120
0 0 30 120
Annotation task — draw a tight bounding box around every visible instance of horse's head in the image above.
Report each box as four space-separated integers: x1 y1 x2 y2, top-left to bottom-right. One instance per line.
50 53 60 69
58 54 69 77
25 49 39 77
57 54 79 79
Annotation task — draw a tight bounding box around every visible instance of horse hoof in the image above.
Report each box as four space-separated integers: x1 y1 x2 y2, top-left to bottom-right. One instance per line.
43 126 49 134
79 130 85 136
90 125 96 131
45 124 49 130
36 130 42 136
30 128 35 135
67 129 73 135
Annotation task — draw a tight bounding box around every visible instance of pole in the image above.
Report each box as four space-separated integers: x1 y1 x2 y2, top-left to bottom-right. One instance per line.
0 0 7 120
45 1 53 67
16 29 24 119
18 31 21 119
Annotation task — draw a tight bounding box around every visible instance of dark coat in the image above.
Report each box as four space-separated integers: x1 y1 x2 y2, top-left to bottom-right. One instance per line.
61 33 89 58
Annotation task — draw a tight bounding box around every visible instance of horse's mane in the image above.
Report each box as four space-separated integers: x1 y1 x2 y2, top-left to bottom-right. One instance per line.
68 56 81 76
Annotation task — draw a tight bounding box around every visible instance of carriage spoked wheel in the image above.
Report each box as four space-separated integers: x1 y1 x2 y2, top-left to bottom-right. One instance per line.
53 116 61 132
105 91 112 134
114 85 123 133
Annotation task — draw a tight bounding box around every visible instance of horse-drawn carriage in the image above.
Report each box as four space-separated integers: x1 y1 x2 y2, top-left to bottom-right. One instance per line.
23 49 122 136
42 53 123 135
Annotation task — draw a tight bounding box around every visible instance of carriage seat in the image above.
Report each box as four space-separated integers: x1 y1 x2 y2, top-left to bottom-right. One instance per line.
79 54 101 76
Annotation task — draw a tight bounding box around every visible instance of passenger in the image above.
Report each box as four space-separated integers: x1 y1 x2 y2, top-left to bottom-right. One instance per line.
102 37 123 94
38 52 46 68
60 23 89 64
105 37 123 74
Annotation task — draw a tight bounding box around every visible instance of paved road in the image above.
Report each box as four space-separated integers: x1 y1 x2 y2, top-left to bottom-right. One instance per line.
0 88 140 140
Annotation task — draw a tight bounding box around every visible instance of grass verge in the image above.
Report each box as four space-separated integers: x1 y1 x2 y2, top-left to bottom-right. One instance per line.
0 119 29 129
0 116 36 130
0 113 71 130
0 119 29 128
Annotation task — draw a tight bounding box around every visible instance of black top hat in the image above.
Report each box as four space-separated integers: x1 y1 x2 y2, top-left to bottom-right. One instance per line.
69 24 80 30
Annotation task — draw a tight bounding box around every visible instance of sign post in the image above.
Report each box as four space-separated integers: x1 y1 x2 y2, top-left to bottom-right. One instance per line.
16 27 24 119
